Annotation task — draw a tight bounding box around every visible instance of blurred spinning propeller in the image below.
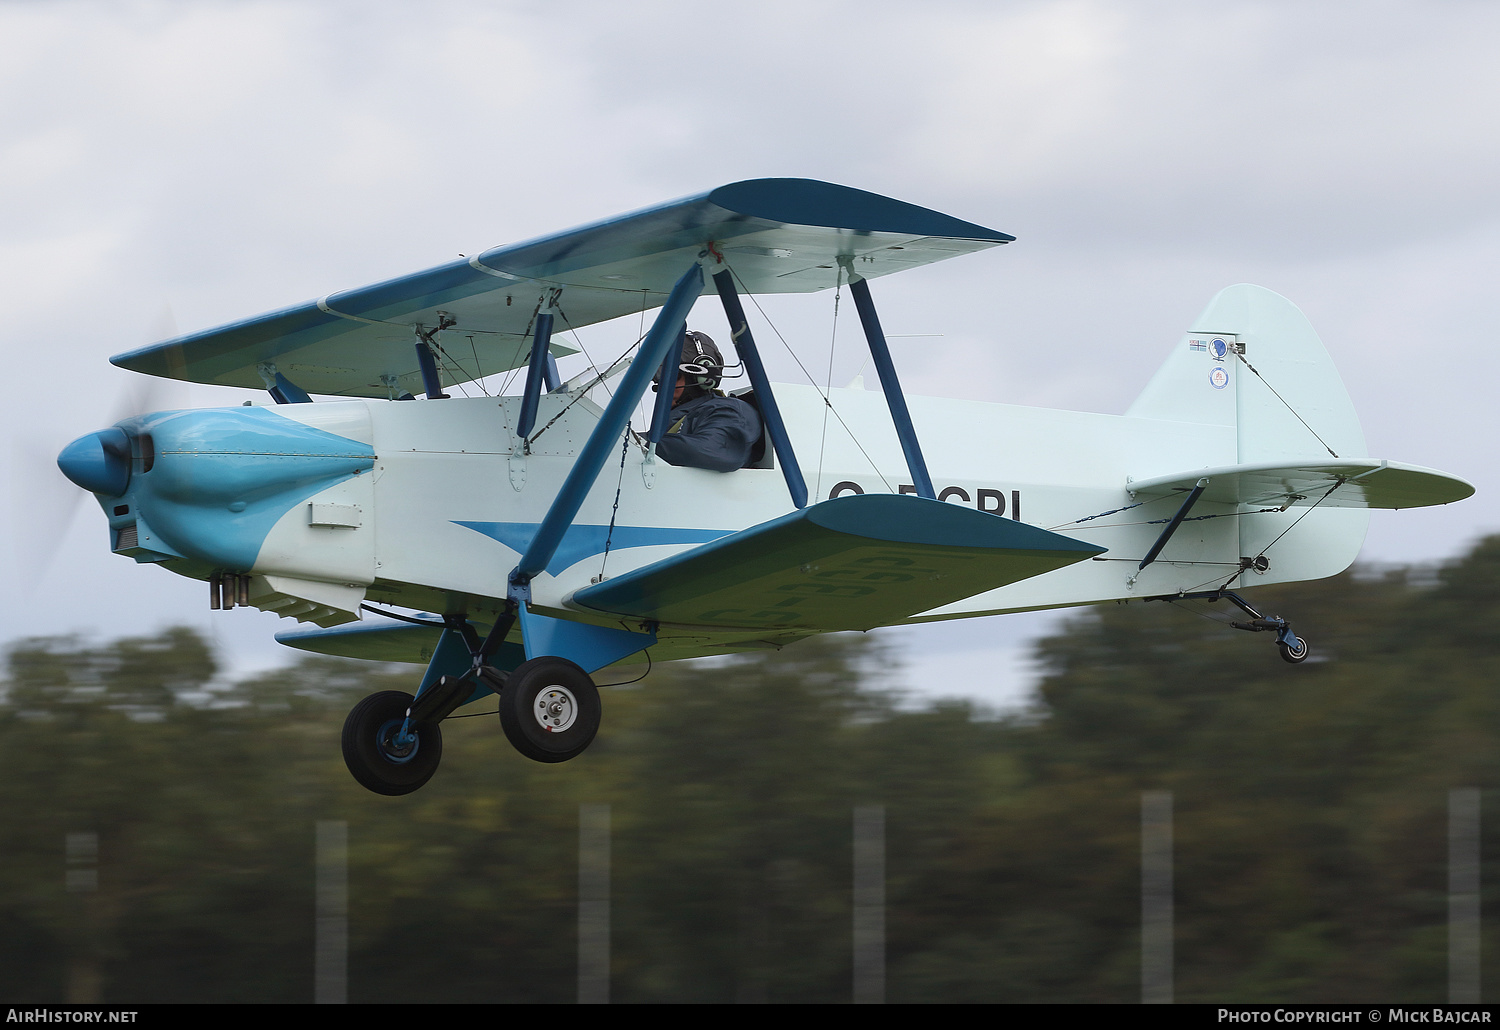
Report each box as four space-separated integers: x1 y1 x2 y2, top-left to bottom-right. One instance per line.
12 306 189 596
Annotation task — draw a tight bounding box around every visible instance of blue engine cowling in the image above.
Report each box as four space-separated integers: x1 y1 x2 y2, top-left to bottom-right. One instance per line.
58 406 375 569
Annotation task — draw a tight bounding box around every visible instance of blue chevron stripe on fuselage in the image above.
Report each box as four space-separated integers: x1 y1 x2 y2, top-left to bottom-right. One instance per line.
453 521 731 577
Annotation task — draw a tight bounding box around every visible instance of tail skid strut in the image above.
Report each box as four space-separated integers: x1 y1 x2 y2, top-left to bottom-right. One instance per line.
1149 589 1310 664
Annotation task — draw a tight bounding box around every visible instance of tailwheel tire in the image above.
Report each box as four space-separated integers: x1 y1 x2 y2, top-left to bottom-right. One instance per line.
499 657 601 764
341 690 443 795
1279 635 1310 664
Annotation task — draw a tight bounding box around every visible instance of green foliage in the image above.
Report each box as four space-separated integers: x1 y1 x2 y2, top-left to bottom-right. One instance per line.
2 539 1499 1001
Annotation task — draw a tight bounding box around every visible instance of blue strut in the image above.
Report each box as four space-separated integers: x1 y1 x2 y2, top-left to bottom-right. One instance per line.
414 339 449 400
1138 479 1208 571
712 269 807 508
510 260 706 599
515 307 555 439
848 275 935 500
647 323 681 444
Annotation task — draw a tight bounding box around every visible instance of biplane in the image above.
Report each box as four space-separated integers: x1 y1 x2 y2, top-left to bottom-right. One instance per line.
57 179 1473 795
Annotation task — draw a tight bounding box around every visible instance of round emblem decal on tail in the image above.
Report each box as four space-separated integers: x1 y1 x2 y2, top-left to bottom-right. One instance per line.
1209 337 1229 359
1209 366 1230 390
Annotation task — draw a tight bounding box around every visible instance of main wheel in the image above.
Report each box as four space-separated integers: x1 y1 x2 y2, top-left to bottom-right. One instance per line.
1279 635 1309 664
341 690 443 795
499 657 601 764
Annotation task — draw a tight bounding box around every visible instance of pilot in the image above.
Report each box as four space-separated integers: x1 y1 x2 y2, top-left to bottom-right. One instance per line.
651 330 763 472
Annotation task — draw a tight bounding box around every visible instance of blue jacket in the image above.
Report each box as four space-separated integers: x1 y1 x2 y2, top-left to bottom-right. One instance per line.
656 395 763 472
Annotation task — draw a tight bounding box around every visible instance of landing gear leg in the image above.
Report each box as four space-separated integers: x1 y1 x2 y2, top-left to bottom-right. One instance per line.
1155 589 1310 664
340 607 518 796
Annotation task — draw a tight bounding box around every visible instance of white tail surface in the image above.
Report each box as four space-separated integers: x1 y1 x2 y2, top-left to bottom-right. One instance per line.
1127 284 1371 586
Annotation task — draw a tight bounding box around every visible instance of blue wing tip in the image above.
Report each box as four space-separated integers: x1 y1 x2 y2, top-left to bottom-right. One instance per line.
706 178 1014 243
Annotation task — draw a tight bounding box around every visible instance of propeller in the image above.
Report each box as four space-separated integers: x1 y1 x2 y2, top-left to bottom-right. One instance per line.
13 306 188 596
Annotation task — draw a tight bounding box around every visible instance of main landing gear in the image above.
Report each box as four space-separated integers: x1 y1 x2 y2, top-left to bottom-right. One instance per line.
1162 589 1310 664
498 657 602 763
340 607 606 795
341 690 444 796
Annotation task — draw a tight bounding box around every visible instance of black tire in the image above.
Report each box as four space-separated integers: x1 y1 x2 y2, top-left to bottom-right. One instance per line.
499 657 601 763
341 690 443 795
1279 635 1309 664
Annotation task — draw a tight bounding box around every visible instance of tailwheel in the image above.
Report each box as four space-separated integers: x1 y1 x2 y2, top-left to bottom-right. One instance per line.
499 656 601 764
1198 590 1312 666
341 690 443 795
1278 634 1310 664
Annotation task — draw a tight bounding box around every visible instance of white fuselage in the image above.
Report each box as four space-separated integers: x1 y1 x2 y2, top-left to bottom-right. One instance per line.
239 379 1365 653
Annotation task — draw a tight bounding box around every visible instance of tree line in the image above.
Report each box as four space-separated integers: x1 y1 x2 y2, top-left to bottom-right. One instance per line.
3 538 1498 1002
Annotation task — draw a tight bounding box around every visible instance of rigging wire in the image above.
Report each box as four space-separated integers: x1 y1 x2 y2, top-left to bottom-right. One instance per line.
1161 595 1242 627
1047 499 1149 530
556 303 613 405
488 299 545 400
527 337 640 445
727 263 894 495
425 332 484 398
1252 478 1345 559
1091 557 1243 566
597 427 632 580
1166 481 1342 597
1234 350 1340 459
815 275 842 500
1050 502 1285 533
465 335 490 396
428 344 471 398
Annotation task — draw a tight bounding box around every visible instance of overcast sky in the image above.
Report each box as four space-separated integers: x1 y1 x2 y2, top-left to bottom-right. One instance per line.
4 0 1497 707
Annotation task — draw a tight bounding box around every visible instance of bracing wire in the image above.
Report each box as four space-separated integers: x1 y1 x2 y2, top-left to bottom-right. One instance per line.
1047 495 1286 533
527 336 641 445
727 263 894 495
598 428 631 580
556 303 611 404
427 339 475 398
1253 479 1345 559
815 274 842 500
1162 595 1242 628
1047 500 1150 530
1164 481 1343 596
465 335 490 396
1234 351 1340 459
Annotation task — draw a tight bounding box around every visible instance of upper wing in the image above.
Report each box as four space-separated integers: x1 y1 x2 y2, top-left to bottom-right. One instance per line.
568 493 1102 632
112 179 1013 399
1128 459 1475 509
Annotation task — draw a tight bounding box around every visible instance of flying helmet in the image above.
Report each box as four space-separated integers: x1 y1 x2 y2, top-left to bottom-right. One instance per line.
653 330 725 393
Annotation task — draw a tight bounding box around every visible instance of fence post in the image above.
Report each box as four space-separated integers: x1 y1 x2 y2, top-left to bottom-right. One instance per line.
1141 791 1173 1004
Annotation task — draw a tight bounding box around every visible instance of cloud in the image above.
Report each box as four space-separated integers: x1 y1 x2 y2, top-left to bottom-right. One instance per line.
3 0 1495 689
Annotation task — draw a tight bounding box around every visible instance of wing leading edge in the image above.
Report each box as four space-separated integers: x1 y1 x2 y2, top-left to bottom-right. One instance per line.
112 179 1013 399
569 493 1103 633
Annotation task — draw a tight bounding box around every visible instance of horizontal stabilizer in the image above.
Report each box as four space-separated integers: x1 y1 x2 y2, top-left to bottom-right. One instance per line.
112 179 1012 399
569 494 1103 632
1128 460 1474 509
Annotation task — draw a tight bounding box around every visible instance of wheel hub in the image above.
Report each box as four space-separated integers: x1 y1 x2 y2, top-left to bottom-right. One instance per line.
533 685 578 733
376 718 419 763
